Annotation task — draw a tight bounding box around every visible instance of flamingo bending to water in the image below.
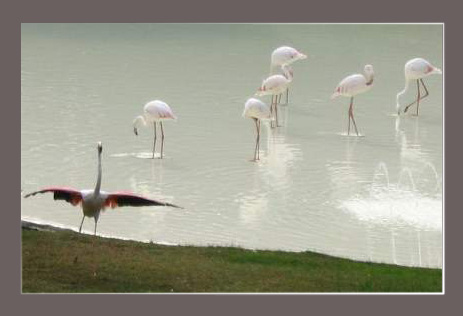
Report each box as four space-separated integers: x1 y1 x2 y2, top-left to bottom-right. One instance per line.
396 58 442 115
256 64 293 128
270 46 307 104
331 65 375 136
242 98 272 161
24 142 181 235
133 100 177 159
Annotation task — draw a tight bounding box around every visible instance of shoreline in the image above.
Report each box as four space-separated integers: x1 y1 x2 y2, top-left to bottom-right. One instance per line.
21 220 441 270
21 222 442 293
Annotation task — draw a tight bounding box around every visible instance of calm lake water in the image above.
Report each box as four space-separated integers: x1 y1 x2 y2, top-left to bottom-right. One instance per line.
21 24 443 268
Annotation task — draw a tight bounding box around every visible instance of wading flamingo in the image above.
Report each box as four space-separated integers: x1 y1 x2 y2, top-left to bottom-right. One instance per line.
256 64 293 128
396 58 442 115
242 98 272 161
270 46 307 104
24 142 181 235
133 100 177 159
331 65 375 136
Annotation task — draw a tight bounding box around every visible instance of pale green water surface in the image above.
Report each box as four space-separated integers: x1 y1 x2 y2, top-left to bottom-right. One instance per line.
21 24 443 268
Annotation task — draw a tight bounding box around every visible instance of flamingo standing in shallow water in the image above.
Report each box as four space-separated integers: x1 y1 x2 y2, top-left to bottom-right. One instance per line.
256 64 293 128
24 142 181 235
270 46 307 104
396 58 442 115
242 98 272 161
331 65 375 136
133 100 177 159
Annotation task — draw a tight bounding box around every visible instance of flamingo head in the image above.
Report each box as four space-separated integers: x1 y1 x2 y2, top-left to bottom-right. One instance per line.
364 64 374 74
295 51 307 60
284 51 308 65
364 64 374 84
97 142 103 154
427 65 442 75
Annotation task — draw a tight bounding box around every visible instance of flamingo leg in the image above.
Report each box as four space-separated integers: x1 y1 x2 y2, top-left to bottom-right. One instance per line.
93 215 99 236
416 79 421 116
278 94 282 105
253 118 259 161
160 122 165 159
270 96 275 128
420 78 429 97
274 95 280 127
152 122 157 159
404 79 430 114
257 120 261 160
417 79 429 116
347 97 352 135
349 97 359 136
79 215 85 233
285 87 289 104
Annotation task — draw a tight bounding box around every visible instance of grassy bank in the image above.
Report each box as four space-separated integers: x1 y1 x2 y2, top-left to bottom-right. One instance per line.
22 228 442 293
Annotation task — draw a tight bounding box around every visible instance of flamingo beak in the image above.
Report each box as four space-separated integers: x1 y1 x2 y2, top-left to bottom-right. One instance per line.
97 142 103 153
133 127 138 136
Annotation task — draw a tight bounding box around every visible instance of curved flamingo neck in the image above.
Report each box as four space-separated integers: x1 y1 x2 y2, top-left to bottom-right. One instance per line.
282 65 293 82
396 78 410 113
364 70 374 86
94 151 102 195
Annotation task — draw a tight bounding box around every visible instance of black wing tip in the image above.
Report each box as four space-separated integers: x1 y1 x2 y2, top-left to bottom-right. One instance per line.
23 191 38 198
164 202 183 209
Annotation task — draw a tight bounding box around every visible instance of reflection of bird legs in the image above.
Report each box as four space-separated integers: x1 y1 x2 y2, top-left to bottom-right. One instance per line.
348 97 359 136
404 79 429 115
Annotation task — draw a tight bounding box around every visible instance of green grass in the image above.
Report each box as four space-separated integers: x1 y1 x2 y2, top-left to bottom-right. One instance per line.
22 229 442 293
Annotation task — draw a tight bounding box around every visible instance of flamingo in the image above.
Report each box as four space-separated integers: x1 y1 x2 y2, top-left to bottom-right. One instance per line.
23 142 181 235
331 64 375 136
396 58 442 115
242 98 272 161
270 46 307 104
133 100 177 159
255 64 293 128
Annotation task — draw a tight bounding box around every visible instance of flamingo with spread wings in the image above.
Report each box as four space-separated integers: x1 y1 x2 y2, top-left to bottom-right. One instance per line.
24 142 181 235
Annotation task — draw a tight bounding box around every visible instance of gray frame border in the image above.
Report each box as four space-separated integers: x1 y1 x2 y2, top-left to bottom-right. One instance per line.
5 0 459 315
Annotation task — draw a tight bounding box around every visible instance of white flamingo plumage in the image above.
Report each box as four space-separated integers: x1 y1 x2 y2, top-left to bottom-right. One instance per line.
396 58 442 115
255 64 293 128
270 46 307 104
24 142 181 235
242 98 272 161
133 100 177 159
270 46 307 69
331 64 375 136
